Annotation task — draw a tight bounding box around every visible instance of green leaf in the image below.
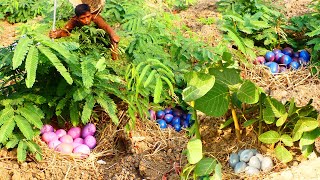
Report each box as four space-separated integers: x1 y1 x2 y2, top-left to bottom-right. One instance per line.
224 26 247 54
0 107 15 126
153 76 163 104
306 28 320 37
243 119 259 128
26 140 42 161
209 68 241 87
81 95 95 124
96 94 119 125
143 70 156 88
15 115 34 140
6 138 19 149
0 116 16 143
19 103 44 129
25 46 39 88
299 128 320 146
292 117 319 141
37 45 73 85
95 57 106 72
17 141 27 163
195 83 229 117
12 36 32 69
274 145 293 163
81 60 96 89
258 130 280 144
186 138 203 164
276 113 288 127
222 52 232 61
182 72 215 102
194 158 216 176
266 97 286 118
73 88 89 101
219 118 234 129
237 80 259 104
280 134 293 147
38 38 74 62
301 144 313 158
70 102 79 126
161 76 175 96
263 105 275 124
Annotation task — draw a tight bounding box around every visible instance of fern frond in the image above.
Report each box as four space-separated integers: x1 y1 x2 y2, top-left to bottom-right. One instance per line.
95 57 106 72
0 107 15 126
156 68 175 82
25 46 39 88
96 93 119 125
37 45 73 85
161 76 175 96
17 140 27 162
81 95 95 124
70 102 80 126
6 138 19 149
96 73 125 84
12 36 32 69
56 98 68 116
153 75 163 103
21 94 46 104
19 103 44 129
81 60 95 89
73 88 90 101
143 70 156 88
26 140 42 161
223 25 247 54
15 115 34 140
0 116 16 143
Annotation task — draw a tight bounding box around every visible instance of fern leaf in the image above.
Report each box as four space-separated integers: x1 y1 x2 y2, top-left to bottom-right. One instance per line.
25 46 39 88
137 65 151 87
95 57 106 72
96 94 119 125
73 88 90 101
144 70 156 88
6 138 19 149
56 98 68 116
70 102 80 126
21 94 46 104
12 36 32 69
0 107 15 126
15 115 34 140
153 75 163 103
96 73 125 84
26 140 42 161
0 117 16 143
81 60 95 89
147 59 174 77
17 140 27 163
161 76 175 96
156 68 175 82
222 25 247 54
37 45 73 85
19 103 44 129
81 95 95 124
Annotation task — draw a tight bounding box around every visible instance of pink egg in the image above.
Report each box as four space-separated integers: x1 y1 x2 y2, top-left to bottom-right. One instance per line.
59 135 73 144
84 135 96 149
40 124 54 135
55 129 67 138
71 142 82 148
48 140 61 149
73 144 90 158
74 138 84 144
55 143 73 154
67 127 81 139
42 132 58 143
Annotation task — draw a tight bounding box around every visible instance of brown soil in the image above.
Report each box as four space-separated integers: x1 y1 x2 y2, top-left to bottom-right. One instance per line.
0 0 319 179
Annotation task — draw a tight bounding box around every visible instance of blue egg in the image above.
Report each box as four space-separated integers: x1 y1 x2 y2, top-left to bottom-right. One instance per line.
282 47 293 57
164 108 173 114
280 55 292 66
275 53 284 63
272 49 282 54
293 52 300 58
185 114 192 122
299 50 310 64
171 117 181 125
156 110 165 119
156 119 167 129
164 114 173 123
172 109 183 117
173 123 181 132
290 61 300 70
265 62 279 74
265 51 275 62
182 121 190 128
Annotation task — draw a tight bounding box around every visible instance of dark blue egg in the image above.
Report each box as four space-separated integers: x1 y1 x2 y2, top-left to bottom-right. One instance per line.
185 114 192 122
156 110 165 119
182 121 190 128
293 52 300 58
164 108 173 114
282 47 293 57
156 119 167 129
290 61 300 70
173 123 182 132
275 53 284 63
272 49 282 54
265 62 279 74
280 55 292 66
265 51 275 62
172 109 183 117
164 114 173 123
171 117 181 125
148 109 156 120
299 50 310 64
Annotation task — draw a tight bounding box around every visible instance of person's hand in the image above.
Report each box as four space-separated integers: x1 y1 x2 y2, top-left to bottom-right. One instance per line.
49 30 59 39
110 34 120 43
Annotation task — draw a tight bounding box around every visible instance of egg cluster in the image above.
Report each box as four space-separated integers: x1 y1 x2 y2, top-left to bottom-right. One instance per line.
149 107 193 132
229 149 274 176
254 47 310 74
40 123 97 158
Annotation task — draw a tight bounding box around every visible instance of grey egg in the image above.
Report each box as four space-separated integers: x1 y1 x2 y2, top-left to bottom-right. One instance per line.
234 161 247 174
245 166 260 176
261 156 273 172
229 153 240 168
248 156 261 169
240 149 254 162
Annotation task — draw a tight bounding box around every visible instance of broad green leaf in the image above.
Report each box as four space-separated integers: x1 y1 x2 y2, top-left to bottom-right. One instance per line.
237 80 259 104
258 130 280 144
263 106 275 124
182 72 215 102
15 115 34 140
280 134 293 147
250 20 270 28
186 138 203 164
214 163 222 180
266 97 285 117
274 145 293 163
153 76 163 104
195 83 229 117
222 52 232 61
301 144 313 158
276 113 288 127
288 98 296 116
25 46 39 88
12 36 32 69
209 68 241 87
292 117 319 141
17 141 27 163
299 128 320 146
0 117 16 143
194 158 216 176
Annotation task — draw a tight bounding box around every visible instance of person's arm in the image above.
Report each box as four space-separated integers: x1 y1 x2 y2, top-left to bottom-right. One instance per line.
49 17 78 39
92 14 120 43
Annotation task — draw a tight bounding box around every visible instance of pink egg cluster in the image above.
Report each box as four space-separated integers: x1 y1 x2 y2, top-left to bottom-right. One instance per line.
40 123 97 158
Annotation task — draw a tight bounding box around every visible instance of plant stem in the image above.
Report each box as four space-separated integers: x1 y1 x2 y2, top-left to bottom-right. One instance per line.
258 94 263 146
231 105 241 141
191 101 201 140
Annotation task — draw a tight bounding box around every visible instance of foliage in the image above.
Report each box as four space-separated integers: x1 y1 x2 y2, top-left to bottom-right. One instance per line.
181 138 222 180
217 0 287 65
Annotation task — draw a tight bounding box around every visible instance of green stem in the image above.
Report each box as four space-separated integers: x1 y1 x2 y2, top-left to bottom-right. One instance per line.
258 94 263 146
191 101 201 140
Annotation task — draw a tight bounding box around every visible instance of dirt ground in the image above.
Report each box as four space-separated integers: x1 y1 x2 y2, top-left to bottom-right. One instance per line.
0 0 320 179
